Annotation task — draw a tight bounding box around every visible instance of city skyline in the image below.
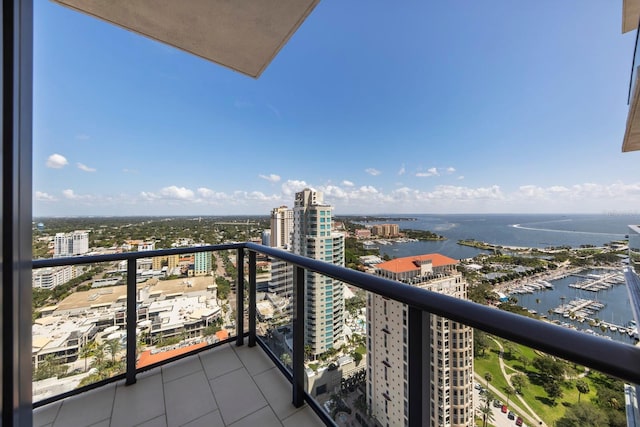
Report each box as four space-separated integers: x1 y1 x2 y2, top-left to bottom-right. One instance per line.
34 1 640 216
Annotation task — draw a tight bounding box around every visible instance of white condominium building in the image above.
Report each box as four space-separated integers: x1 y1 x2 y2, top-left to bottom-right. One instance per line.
293 189 345 357
270 206 294 249
368 254 474 427
54 231 89 257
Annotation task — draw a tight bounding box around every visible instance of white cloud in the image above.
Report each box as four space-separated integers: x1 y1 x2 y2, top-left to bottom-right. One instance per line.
416 167 439 177
159 186 195 200
259 173 281 183
281 180 308 196
342 180 354 187
446 167 456 174
398 164 406 176
197 187 229 200
35 191 56 201
77 163 96 172
458 176 465 180
46 154 68 169
365 168 381 176
62 189 78 199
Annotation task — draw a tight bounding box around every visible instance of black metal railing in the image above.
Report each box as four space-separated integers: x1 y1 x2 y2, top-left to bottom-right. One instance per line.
32 242 640 426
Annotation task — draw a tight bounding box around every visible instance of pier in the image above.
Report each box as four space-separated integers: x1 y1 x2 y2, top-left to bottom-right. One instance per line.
568 272 625 292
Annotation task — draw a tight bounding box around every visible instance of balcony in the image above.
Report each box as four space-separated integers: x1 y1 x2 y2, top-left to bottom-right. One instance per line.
27 242 640 427
33 343 322 427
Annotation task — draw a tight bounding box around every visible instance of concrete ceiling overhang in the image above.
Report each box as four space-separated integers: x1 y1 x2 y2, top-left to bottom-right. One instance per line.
623 73 640 151
623 0 640 33
52 0 320 78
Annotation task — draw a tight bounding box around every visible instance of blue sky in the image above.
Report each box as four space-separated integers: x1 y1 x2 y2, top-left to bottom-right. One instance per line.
34 1 640 216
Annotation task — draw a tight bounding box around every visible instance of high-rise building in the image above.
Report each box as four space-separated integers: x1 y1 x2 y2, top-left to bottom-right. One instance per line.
367 254 474 427
270 206 294 249
193 251 212 276
293 189 345 357
54 231 90 257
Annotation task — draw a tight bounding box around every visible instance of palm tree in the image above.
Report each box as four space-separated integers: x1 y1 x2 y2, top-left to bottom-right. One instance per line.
79 341 97 372
479 404 494 427
576 380 589 403
484 372 492 389
503 385 515 407
105 339 121 364
280 352 292 367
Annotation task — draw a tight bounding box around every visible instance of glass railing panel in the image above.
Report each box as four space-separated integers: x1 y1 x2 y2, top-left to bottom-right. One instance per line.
32 260 126 402
629 225 640 276
474 334 629 427
256 257 294 373
631 30 640 105
136 251 226 370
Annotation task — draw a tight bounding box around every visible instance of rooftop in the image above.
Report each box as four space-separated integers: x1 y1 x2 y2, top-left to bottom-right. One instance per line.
376 253 458 274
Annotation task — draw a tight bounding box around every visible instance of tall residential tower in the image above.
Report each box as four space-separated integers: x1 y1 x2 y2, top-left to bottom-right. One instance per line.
293 189 345 357
368 254 474 427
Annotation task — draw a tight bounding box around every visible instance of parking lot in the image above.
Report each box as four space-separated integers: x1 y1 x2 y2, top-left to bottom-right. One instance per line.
474 383 527 427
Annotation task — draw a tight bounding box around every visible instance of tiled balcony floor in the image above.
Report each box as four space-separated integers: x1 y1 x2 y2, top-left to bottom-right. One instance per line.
33 343 324 427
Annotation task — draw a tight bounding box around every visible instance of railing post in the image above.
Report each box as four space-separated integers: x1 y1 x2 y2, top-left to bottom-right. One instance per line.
408 306 427 427
236 247 245 346
248 251 257 347
126 258 137 385
292 266 305 407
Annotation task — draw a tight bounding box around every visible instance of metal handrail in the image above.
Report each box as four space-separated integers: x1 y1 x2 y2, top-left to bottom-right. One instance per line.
32 242 640 425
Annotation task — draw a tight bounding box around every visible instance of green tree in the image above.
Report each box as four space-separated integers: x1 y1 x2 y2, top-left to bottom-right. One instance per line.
280 352 292 367
484 372 492 389
479 404 494 427
511 374 528 395
576 379 590 403
555 402 608 427
105 339 121 364
474 330 490 357
543 380 563 403
503 385 515 407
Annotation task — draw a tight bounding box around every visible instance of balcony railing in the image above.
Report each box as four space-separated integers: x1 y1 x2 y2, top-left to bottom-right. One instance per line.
32 242 640 426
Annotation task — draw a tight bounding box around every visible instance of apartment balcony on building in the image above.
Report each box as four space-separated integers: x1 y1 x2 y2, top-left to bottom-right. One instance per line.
4 1 640 426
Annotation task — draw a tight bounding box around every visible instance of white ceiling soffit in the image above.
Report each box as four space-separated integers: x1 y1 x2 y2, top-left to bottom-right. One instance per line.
623 0 640 33
52 0 320 78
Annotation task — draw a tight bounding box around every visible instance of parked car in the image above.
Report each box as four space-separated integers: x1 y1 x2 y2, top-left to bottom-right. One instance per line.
501 405 508 413
516 416 523 426
508 411 515 420
493 399 501 408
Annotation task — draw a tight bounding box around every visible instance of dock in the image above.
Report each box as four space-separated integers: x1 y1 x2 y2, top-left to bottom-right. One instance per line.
568 272 626 292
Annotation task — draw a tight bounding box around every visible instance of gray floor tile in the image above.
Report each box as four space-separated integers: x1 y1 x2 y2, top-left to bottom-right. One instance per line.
253 368 298 420
111 372 165 427
282 406 326 427
162 355 204 384
199 344 243 379
88 419 110 427
179 410 224 427
54 383 115 427
164 371 217 427
136 415 168 427
210 368 267 425
229 406 282 427
33 401 61 427
233 344 274 376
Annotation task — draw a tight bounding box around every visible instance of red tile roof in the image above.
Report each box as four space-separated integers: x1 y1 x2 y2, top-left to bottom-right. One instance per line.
136 342 207 369
376 253 458 274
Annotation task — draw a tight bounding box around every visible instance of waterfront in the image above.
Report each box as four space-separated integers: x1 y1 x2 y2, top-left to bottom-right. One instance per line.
370 213 637 260
512 268 635 343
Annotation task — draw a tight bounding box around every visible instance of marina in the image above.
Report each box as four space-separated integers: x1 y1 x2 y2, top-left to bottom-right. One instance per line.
507 268 636 343
567 271 626 292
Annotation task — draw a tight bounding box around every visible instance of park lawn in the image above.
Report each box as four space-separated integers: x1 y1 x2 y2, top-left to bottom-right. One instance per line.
479 339 601 426
473 341 509 396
